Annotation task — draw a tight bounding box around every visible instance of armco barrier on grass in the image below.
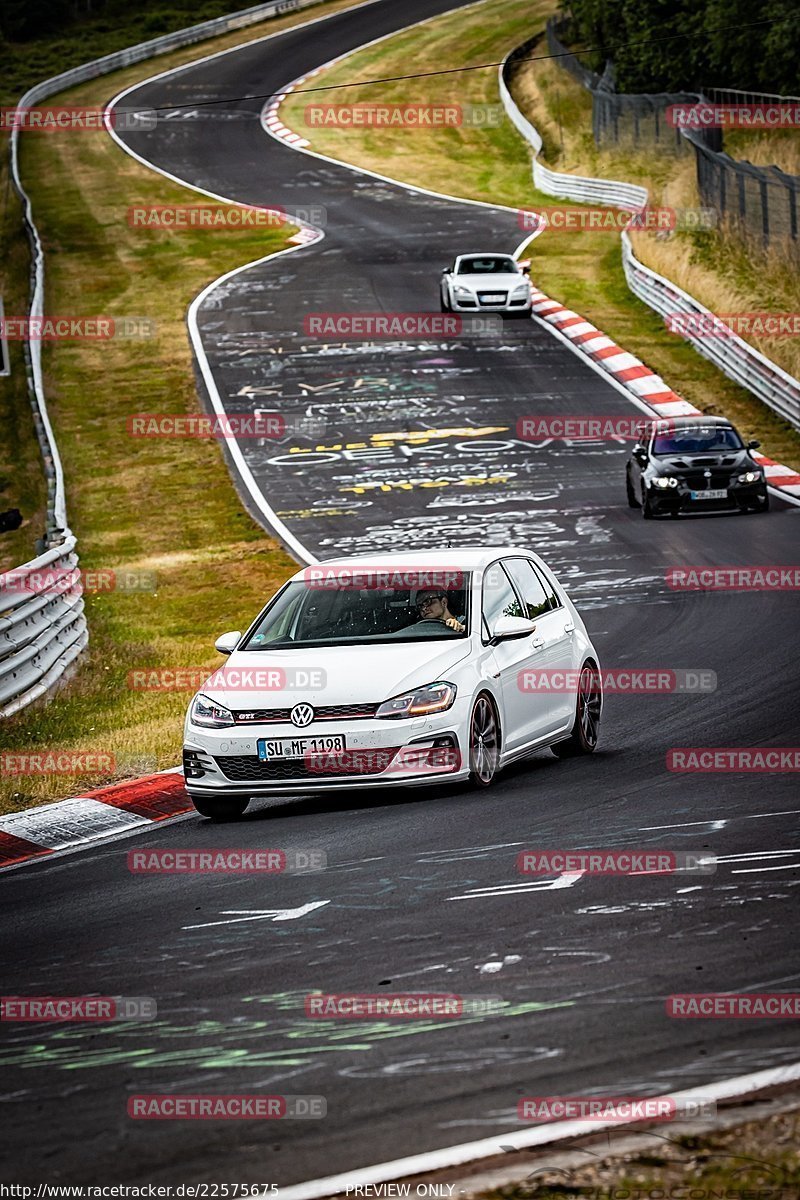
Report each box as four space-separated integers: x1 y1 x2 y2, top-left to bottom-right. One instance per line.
4 0 336 720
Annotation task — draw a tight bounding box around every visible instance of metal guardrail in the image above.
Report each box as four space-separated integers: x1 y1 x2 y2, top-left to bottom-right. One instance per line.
3 0 332 718
498 49 800 433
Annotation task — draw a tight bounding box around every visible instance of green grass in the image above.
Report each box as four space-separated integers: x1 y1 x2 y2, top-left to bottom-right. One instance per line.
0 149 48 571
0 0 376 814
280 0 800 472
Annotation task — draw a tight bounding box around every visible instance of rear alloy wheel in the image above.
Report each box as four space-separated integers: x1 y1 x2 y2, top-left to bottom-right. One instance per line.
468 694 499 788
551 662 602 758
192 795 250 821
626 474 640 508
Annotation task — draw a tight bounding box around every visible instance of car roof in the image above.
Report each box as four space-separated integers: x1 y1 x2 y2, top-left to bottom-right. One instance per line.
455 252 517 261
648 415 735 431
295 547 543 574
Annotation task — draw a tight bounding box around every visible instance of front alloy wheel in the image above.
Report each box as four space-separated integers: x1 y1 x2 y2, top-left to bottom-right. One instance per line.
468 694 499 788
552 663 601 758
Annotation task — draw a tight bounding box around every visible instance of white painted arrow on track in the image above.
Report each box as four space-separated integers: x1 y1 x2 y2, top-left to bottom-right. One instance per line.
183 901 329 929
446 872 584 901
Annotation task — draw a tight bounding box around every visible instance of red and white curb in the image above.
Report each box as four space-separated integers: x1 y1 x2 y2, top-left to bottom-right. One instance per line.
263 86 310 148
0 769 190 871
529 289 800 500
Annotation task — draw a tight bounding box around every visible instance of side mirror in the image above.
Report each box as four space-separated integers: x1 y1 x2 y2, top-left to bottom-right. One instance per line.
215 631 242 655
519 260 531 275
633 444 648 461
747 439 760 450
442 267 450 274
491 615 537 643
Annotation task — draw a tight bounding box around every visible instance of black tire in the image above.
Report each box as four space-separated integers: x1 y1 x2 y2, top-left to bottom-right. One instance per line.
440 291 451 312
191 794 250 821
551 662 602 758
468 694 500 788
626 473 640 508
641 488 655 519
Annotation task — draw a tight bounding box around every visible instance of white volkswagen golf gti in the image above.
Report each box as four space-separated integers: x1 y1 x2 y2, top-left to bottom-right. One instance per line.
183 549 602 819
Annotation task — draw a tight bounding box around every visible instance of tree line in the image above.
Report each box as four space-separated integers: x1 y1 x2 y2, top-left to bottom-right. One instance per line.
562 0 800 96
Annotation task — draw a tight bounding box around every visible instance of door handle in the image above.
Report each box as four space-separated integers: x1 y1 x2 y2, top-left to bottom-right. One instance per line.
564 621 575 634
531 636 545 649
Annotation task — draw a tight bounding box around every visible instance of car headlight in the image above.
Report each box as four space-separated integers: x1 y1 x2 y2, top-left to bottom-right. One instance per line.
653 476 679 489
454 286 473 300
190 693 235 728
376 681 457 719
511 283 530 296
738 470 762 483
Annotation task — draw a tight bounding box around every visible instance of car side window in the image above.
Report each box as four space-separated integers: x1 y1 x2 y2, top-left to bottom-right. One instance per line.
503 558 553 619
481 563 524 639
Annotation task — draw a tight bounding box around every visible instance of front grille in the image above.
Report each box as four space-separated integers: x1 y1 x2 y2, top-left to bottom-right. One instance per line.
215 748 401 782
680 472 734 490
231 703 379 725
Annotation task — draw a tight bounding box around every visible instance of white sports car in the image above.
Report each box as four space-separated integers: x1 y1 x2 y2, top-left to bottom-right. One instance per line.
183 548 601 819
440 253 532 315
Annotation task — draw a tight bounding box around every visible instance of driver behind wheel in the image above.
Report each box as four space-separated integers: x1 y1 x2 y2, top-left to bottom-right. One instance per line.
413 589 465 632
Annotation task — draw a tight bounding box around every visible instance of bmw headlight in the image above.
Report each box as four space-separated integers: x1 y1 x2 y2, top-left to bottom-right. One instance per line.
376 681 457 719
654 476 679 489
738 470 762 483
190 693 235 728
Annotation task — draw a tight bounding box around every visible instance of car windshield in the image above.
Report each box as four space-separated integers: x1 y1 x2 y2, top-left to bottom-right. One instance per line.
241 576 471 648
457 256 517 275
653 426 744 455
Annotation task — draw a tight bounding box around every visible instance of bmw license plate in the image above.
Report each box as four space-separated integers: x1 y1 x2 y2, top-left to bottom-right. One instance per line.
258 735 346 760
481 294 504 303
690 489 728 500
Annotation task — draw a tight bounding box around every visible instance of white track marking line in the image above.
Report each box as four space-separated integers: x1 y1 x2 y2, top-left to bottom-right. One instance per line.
641 810 800 830
274 1062 800 1199
447 872 584 900
183 900 329 928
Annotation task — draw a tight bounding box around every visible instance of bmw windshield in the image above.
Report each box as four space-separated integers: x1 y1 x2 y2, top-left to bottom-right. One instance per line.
653 426 744 455
242 576 471 648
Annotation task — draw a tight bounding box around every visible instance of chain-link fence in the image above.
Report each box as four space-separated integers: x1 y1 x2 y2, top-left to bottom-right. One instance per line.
544 18 800 258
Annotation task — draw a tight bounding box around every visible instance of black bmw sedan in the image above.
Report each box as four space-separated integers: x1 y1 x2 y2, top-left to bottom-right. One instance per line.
626 416 769 518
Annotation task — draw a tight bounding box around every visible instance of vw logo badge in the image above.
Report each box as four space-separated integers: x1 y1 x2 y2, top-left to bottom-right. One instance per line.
290 703 314 728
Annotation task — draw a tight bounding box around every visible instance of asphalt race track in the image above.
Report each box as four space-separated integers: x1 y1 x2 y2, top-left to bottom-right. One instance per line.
2 0 800 1188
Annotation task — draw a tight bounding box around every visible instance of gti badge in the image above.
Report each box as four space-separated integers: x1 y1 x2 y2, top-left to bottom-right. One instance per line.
290 703 314 728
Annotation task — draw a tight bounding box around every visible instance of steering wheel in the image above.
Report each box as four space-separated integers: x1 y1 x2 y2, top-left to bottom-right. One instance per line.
413 618 456 630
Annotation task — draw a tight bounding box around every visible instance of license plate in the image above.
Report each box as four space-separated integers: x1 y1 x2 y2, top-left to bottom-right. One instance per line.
258 735 346 760
690 489 728 500
481 294 504 303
